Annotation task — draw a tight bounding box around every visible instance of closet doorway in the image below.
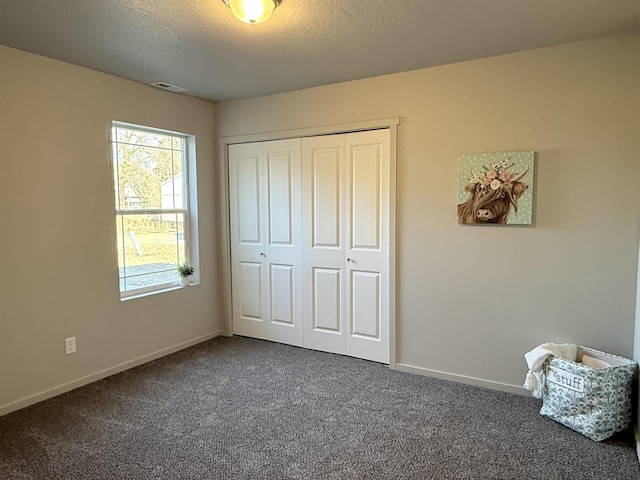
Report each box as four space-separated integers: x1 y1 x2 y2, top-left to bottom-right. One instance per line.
222 121 397 365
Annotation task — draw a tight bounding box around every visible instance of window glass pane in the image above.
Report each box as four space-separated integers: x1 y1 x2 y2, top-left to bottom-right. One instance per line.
116 213 185 292
114 146 162 209
113 131 182 210
172 136 184 150
166 152 183 210
115 127 173 149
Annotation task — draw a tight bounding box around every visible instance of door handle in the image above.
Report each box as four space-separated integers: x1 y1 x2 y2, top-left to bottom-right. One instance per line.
259 252 265 257
347 258 353 263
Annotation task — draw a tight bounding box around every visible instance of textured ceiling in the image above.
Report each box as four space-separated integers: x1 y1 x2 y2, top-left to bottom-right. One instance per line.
1 0 639 101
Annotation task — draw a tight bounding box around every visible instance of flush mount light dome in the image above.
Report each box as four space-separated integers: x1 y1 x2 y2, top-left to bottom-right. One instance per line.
223 0 281 24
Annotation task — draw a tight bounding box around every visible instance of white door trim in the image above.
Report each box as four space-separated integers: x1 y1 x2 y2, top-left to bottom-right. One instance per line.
218 117 399 369
219 117 400 145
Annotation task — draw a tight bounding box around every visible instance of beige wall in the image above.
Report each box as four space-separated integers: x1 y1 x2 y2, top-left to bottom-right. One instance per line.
217 33 640 391
0 46 223 414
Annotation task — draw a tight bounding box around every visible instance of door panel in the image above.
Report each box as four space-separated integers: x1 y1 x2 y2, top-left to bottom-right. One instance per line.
311 147 341 248
235 155 262 244
264 142 303 346
349 270 380 339
234 261 265 337
239 262 263 320
230 139 302 345
229 146 267 339
351 144 381 250
270 264 294 326
302 137 347 355
344 130 390 363
312 267 342 333
267 152 294 246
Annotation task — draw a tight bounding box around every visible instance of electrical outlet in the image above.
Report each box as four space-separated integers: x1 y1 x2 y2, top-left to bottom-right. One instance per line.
65 336 76 355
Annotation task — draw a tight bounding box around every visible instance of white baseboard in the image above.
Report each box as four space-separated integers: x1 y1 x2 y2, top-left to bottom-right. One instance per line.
0 330 224 417
635 426 640 464
394 362 527 396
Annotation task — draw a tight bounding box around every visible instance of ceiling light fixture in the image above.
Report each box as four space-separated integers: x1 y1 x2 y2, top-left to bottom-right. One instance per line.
223 0 280 25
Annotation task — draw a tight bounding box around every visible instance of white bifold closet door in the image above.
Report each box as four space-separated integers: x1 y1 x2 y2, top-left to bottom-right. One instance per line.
301 130 389 364
228 138 303 346
229 129 390 364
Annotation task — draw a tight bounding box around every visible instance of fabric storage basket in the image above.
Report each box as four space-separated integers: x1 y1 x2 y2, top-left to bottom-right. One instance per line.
540 346 636 441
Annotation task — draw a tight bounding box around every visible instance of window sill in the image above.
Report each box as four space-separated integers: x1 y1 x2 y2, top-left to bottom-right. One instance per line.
120 282 199 302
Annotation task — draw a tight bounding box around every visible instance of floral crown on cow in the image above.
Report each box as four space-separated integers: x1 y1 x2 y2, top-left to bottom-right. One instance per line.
467 159 527 197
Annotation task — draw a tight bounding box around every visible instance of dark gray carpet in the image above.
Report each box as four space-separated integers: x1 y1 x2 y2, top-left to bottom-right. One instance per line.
1 336 638 479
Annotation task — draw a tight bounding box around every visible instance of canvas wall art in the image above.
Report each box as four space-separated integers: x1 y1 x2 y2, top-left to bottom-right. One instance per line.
457 151 535 225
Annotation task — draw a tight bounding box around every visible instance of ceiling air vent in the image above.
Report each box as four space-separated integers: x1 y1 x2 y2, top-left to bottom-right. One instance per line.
150 81 187 93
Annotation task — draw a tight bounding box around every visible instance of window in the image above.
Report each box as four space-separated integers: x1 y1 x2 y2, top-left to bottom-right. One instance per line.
111 122 196 297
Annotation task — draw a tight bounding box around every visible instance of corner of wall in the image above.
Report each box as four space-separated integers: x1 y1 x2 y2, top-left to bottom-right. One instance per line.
633 231 640 463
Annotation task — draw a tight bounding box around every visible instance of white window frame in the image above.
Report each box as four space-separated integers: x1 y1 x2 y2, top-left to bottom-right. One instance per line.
111 121 199 299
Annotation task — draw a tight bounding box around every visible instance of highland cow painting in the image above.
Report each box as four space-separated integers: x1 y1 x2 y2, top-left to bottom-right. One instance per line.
457 151 535 225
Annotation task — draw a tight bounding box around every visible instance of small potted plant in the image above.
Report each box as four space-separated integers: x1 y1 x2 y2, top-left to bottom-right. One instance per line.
177 262 195 287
